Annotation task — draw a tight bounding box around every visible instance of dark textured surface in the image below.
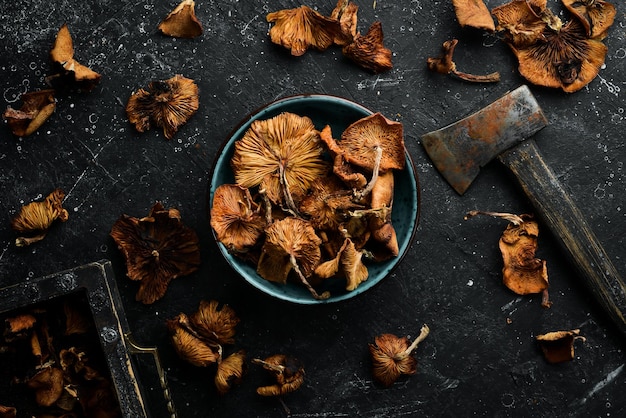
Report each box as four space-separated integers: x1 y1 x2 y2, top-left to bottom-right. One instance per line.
1 1 625 417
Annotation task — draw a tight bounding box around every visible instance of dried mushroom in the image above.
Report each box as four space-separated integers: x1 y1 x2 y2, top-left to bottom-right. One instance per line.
3 89 56 136
0 405 16 418
158 0 203 38
562 0 616 39
48 24 101 92
266 6 341 56
465 211 551 308
215 350 246 395
536 329 586 363
427 39 500 83
167 314 220 367
369 324 430 387
27 367 65 407
189 300 240 346
126 74 199 140
452 0 495 31
330 0 359 46
342 21 393 74
110 202 201 304
252 354 305 396
11 188 69 247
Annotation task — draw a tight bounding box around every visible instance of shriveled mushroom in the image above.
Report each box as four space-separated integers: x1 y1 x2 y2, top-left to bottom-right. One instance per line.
342 21 392 74
465 211 551 308
266 6 342 56
3 314 37 340
215 350 246 395
48 24 101 92
252 354 305 396
126 74 199 140
3 89 56 136
427 39 500 83
369 325 430 387
536 329 586 363
11 188 69 247
210 184 266 254
110 202 201 304
452 0 495 31
189 300 240 346
158 0 203 38
298 175 361 232
562 0 616 39
492 0 550 48
0 405 16 418
167 314 220 367
27 367 65 407
330 0 359 46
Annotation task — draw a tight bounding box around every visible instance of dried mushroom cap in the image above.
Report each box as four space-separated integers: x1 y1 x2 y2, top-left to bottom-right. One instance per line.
340 239 368 291
49 24 101 91
167 314 220 367
11 188 69 247
215 350 246 395
3 89 56 136
330 0 359 46
126 74 199 140
110 202 201 304
342 21 392 74
298 175 360 231
562 0 616 39
340 113 405 172
231 112 327 210
452 0 495 31
158 0 203 38
492 0 551 48
190 300 240 346
27 367 65 407
252 354 305 396
369 325 430 387
427 39 500 83
4 314 37 336
0 405 16 418
536 329 586 363
267 6 341 56
210 184 266 254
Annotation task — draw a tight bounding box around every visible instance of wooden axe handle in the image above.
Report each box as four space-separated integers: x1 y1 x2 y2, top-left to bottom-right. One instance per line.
498 139 626 337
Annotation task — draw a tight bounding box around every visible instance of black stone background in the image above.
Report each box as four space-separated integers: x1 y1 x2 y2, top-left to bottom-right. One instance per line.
0 1 625 417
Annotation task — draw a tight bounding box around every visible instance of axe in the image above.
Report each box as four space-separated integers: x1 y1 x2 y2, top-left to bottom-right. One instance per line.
422 85 626 337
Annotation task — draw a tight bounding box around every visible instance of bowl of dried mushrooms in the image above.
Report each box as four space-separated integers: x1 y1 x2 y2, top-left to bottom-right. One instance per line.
208 95 419 304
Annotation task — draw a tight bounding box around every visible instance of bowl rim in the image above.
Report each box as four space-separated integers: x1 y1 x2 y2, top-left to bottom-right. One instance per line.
206 93 420 304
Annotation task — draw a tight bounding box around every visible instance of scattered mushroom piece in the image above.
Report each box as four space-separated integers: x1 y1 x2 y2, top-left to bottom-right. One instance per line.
298 175 361 232
210 184 266 255
252 354 305 396
11 188 69 247
330 0 359 46
158 0 203 38
562 0 616 39
266 5 342 56
536 329 586 363
427 39 500 83
2 89 56 136
452 0 495 31
3 314 37 340
27 367 65 407
48 24 101 92
492 0 550 48
215 350 246 395
369 324 430 387
465 211 551 308
167 314 221 367
342 21 393 74
110 202 201 304
189 300 240 346
126 74 199 140
0 405 16 418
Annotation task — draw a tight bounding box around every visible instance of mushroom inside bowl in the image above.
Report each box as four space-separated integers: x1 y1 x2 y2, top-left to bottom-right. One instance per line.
208 95 419 304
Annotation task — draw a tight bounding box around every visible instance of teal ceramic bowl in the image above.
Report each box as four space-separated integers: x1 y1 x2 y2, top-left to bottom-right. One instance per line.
208 95 420 304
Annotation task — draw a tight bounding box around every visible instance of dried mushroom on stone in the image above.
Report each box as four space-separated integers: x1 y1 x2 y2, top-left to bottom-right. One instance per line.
369 324 430 387
252 354 305 396
110 202 201 304
342 21 393 74
452 0 495 31
126 74 199 140
158 0 203 38
465 211 551 308
536 329 586 363
0 405 16 418
48 24 101 92
3 89 56 137
562 0 616 39
427 39 500 83
11 188 69 247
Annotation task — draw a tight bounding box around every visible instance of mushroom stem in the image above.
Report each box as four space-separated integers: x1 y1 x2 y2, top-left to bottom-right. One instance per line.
395 324 430 360
251 358 285 373
259 188 274 225
289 254 330 300
349 205 392 220
451 69 500 83
279 163 301 217
354 145 383 201
15 233 47 247
464 210 525 226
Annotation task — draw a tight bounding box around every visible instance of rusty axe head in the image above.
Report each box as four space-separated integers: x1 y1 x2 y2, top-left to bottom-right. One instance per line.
422 85 548 195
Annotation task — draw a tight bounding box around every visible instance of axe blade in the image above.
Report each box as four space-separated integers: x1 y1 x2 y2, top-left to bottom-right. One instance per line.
422 85 548 194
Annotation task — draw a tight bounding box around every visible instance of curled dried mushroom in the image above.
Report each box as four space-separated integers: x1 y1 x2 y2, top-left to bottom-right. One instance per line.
427 39 500 83
562 0 616 39
158 0 203 38
452 0 495 32
110 202 201 304
536 328 586 363
48 24 101 92
11 188 69 247
342 21 392 74
252 354 305 396
3 90 56 137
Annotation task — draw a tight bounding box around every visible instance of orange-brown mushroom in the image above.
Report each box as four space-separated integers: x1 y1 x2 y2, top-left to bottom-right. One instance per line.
452 0 496 31
492 0 552 48
342 21 392 74
252 354 305 396
110 202 201 304
27 367 65 407
298 175 361 232
48 24 101 92
536 329 586 363
167 313 220 367
427 39 500 83
266 6 342 56
126 74 199 140
11 188 69 247
330 0 359 46
369 325 430 387
0 405 16 418
2 89 56 136
158 0 203 38
562 0 616 39
215 350 246 395
189 300 240 346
